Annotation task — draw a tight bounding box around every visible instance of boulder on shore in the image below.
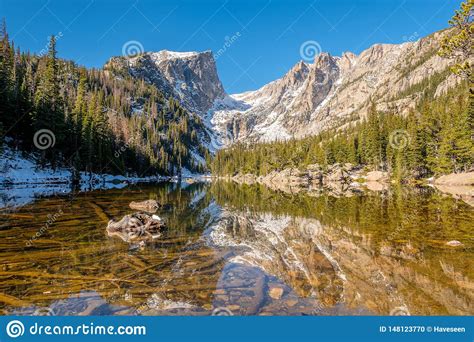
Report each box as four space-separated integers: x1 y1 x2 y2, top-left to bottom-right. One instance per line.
434 172 474 186
232 173 257 184
365 171 390 183
325 164 350 184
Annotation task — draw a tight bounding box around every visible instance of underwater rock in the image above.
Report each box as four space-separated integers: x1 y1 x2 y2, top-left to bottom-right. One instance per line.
106 212 165 242
446 240 463 247
268 287 284 300
129 199 161 212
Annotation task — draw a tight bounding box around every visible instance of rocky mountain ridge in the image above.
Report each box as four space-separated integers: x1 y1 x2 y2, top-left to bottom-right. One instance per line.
106 50 226 115
105 50 226 150
106 29 462 147
211 30 462 145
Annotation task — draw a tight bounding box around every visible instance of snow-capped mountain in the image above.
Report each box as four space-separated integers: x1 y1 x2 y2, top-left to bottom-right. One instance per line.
105 30 461 148
210 52 348 144
106 50 225 115
105 50 226 150
210 30 459 145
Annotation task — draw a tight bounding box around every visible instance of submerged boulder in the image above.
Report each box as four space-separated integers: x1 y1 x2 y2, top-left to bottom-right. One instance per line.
268 286 284 300
446 240 463 247
129 199 161 212
106 212 165 242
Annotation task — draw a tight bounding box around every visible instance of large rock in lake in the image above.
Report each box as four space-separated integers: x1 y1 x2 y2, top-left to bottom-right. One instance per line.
107 213 165 242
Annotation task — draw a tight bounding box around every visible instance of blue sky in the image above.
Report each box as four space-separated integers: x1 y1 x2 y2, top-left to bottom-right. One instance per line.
2 0 458 93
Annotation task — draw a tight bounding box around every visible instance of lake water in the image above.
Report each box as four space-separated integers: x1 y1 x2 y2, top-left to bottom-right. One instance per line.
0 181 472 316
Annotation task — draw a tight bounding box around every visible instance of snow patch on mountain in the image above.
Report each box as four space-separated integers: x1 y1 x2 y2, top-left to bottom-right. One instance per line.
150 50 202 61
108 30 456 150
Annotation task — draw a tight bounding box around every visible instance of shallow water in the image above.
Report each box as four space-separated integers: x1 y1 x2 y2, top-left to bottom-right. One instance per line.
0 181 472 316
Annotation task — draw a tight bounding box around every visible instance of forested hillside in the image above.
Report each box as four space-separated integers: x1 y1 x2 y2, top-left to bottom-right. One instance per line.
211 80 473 180
211 1 473 181
0 21 208 177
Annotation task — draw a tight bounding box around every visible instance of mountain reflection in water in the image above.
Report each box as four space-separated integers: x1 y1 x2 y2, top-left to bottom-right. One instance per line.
0 181 472 316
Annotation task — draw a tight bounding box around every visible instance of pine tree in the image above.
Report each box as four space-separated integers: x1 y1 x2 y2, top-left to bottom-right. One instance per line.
0 18 14 132
438 0 473 82
32 35 65 166
365 103 383 168
71 69 87 154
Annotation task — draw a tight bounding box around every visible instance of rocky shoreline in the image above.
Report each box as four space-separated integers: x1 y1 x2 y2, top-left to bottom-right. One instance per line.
224 163 389 194
220 164 474 205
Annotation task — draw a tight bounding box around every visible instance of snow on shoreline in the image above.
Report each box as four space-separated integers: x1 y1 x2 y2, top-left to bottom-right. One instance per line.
0 145 204 209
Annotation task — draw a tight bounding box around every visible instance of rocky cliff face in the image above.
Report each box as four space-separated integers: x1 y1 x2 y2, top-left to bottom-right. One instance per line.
211 30 462 145
105 50 227 150
210 53 343 143
105 30 462 148
106 50 225 115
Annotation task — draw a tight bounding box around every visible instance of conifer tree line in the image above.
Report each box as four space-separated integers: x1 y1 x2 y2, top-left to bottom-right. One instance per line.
0 20 208 176
212 0 473 181
211 80 473 180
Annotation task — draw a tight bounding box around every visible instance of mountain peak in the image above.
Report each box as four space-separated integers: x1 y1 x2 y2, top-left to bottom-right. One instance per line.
338 51 357 71
342 51 357 61
207 29 454 146
105 48 224 116
107 30 456 149
288 60 310 78
314 52 338 70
